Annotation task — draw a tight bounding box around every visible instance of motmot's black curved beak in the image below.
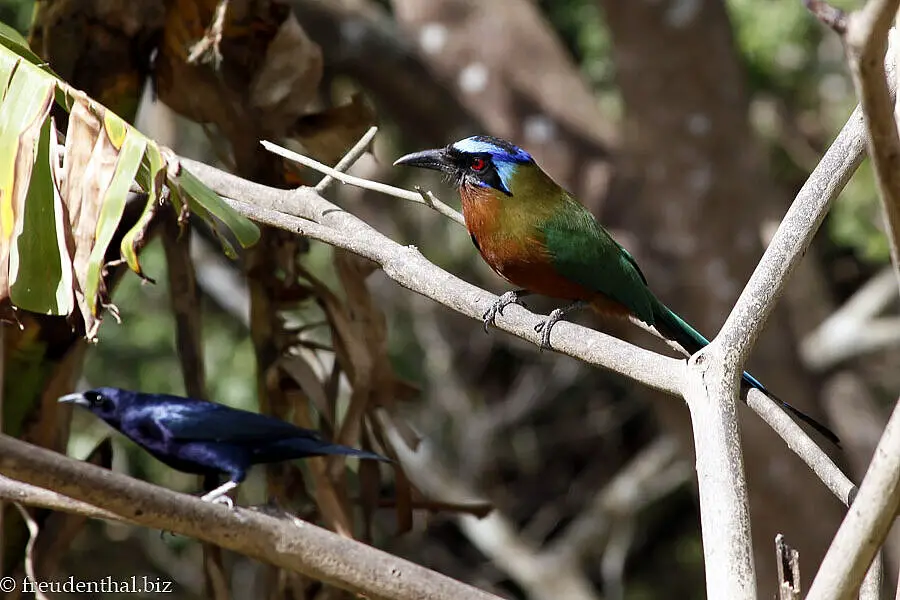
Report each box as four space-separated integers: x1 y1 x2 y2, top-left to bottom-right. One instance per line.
393 148 456 174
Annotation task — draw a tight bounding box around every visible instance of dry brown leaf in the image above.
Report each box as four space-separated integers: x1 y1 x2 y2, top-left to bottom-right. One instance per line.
292 394 354 537
278 354 334 429
62 100 119 335
250 12 323 134
156 0 322 142
357 427 382 543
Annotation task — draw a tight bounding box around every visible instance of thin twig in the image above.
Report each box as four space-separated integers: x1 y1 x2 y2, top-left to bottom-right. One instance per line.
13 502 49 600
316 126 378 192
261 140 466 226
746 388 855 504
801 267 900 370
0 475 127 523
187 0 230 67
546 436 690 564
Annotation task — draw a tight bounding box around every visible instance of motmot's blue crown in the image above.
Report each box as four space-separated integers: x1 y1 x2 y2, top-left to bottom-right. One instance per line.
450 136 534 164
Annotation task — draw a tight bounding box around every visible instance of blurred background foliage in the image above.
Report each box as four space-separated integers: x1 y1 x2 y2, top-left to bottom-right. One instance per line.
1 0 896 598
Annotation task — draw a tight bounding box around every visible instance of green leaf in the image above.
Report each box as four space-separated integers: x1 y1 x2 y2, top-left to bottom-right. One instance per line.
84 127 146 316
0 60 55 244
120 142 165 277
176 165 260 250
0 23 49 71
9 117 74 314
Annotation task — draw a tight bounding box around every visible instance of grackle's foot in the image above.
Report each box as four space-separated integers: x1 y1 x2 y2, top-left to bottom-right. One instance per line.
200 480 239 509
482 289 530 332
533 301 588 351
209 495 235 509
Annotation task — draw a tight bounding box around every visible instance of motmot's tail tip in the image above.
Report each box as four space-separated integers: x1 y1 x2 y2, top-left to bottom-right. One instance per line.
741 372 841 447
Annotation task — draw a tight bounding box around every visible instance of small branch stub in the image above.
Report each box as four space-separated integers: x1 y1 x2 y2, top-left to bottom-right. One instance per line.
775 534 801 600
805 0 848 33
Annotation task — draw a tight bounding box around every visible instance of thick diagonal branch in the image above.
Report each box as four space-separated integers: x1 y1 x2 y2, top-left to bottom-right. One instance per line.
0 435 502 600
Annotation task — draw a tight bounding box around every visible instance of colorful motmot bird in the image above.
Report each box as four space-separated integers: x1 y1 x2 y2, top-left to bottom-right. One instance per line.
394 135 839 445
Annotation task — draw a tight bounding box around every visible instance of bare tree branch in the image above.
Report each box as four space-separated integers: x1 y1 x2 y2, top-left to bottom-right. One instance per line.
660 90 879 600
746 388 854 504
546 436 690 565
177 157 684 396
801 268 900 370
384 414 687 600
0 435 504 600
806 398 900 600
716 100 872 369
315 126 378 193
846 6 900 293
802 2 900 598
0 475 126 523
680 353 756 598
173 98 874 595
775 534 801 600
262 140 465 225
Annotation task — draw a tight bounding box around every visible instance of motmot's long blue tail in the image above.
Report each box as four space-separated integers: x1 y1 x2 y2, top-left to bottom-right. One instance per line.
650 298 840 445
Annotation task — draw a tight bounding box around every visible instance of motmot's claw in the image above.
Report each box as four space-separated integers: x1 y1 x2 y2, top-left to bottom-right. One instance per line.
534 311 562 351
482 290 529 333
533 301 589 351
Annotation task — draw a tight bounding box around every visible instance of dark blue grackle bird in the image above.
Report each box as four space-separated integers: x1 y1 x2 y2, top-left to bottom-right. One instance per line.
59 387 388 506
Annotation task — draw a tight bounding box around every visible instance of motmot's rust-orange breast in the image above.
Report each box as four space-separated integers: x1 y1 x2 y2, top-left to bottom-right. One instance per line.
460 184 630 317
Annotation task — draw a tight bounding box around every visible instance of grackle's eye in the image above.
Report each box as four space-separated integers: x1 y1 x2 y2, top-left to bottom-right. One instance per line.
84 391 103 407
470 157 486 172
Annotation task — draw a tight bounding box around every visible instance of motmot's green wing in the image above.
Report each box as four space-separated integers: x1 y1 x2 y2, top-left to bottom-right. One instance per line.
541 200 656 324
542 202 838 444
542 199 713 354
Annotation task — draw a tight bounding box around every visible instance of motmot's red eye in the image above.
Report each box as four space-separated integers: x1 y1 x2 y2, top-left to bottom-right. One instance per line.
470 157 486 172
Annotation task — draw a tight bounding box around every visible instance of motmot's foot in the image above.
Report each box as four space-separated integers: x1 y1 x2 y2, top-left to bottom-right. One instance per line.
482 289 530 332
534 301 588 351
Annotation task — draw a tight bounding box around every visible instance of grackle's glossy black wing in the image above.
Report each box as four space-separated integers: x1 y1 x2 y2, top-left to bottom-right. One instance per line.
149 399 323 445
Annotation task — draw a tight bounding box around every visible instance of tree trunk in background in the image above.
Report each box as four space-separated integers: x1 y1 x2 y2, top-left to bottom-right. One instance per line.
290 0 481 146
598 0 844 593
390 0 614 205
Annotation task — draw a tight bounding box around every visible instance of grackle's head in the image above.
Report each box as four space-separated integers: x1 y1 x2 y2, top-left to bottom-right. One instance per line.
59 387 131 427
394 135 534 196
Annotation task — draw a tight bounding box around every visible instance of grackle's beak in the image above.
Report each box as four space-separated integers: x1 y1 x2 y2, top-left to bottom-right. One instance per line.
58 392 90 408
393 148 455 174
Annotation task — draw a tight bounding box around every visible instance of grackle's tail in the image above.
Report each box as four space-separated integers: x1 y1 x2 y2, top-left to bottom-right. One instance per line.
260 438 391 463
650 297 840 446
308 443 391 462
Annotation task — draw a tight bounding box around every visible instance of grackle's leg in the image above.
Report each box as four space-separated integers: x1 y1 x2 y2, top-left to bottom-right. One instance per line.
482 289 531 332
201 480 240 508
534 301 589 351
